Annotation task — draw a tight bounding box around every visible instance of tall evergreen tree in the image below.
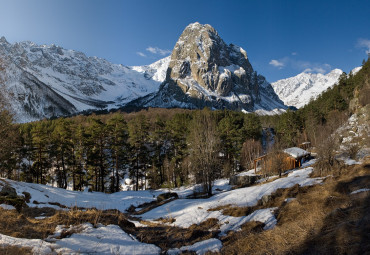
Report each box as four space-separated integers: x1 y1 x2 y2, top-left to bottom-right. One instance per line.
107 113 129 192
128 115 150 191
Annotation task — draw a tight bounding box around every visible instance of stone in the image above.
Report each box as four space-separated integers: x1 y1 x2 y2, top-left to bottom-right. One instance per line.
157 192 179 202
0 185 17 198
261 194 272 206
229 175 260 187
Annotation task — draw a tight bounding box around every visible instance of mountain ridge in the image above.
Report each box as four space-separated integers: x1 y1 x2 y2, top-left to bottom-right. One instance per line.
128 22 287 114
271 67 362 108
0 36 169 122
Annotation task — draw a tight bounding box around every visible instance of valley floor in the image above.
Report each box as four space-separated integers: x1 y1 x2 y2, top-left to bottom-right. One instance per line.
0 157 369 255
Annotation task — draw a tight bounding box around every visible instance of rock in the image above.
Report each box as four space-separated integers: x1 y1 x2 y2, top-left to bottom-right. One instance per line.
261 195 272 206
229 175 260 187
157 192 179 202
133 22 286 113
0 185 17 198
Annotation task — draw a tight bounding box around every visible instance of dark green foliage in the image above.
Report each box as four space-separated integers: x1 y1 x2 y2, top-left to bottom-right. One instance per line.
128 115 150 191
275 110 302 147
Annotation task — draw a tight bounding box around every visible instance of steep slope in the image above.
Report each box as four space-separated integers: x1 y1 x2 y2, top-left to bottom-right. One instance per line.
0 36 169 122
130 22 286 114
271 69 344 108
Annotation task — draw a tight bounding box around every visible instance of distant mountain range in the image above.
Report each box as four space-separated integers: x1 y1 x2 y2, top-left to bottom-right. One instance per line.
271 67 361 108
0 36 169 122
0 23 360 122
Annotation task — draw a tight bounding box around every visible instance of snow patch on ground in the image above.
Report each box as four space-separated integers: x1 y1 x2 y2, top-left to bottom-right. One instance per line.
0 204 16 210
1 178 163 212
0 233 55 255
53 223 161 255
351 188 370 194
219 207 278 235
141 164 321 231
168 238 222 255
0 223 161 255
161 178 231 198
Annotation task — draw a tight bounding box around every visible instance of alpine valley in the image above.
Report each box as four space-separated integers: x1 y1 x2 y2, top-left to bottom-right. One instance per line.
0 23 289 122
0 23 358 122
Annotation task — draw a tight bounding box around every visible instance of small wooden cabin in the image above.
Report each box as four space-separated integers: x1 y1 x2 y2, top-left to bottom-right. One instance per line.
253 147 311 173
283 147 311 169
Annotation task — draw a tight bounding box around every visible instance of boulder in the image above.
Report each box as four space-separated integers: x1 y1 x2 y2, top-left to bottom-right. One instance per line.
157 192 179 202
0 185 17 198
229 175 261 187
261 194 272 206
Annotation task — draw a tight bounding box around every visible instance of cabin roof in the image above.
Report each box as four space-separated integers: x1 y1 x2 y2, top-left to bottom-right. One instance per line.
283 147 310 159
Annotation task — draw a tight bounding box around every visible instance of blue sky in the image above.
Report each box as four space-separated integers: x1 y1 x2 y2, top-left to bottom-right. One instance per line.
0 0 369 81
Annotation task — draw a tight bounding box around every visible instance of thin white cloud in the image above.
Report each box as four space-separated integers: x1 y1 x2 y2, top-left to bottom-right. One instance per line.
146 46 171 56
303 67 326 74
291 52 297 56
269 59 285 69
136 52 146 57
357 38 370 54
293 60 331 74
270 56 331 74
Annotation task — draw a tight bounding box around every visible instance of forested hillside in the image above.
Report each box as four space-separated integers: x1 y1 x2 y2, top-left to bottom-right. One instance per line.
0 108 261 194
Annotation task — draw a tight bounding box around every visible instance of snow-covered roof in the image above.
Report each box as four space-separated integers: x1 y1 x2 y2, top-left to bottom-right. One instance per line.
283 147 310 158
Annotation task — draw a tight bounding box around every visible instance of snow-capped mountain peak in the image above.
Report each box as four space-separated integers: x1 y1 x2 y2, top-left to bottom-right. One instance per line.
0 37 170 122
271 69 344 108
129 22 286 114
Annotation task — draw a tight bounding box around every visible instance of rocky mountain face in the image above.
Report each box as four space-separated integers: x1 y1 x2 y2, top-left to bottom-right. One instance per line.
271 69 345 108
0 23 289 122
129 22 287 114
0 36 169 122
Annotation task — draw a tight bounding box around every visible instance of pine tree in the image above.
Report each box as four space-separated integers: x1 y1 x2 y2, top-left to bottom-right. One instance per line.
107 113 129 192
31 120 51 184
85 118 108 192
128 115 150 191
51 118 74 189
166 113 191 187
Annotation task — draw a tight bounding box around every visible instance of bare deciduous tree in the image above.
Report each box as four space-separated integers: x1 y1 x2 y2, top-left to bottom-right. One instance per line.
240 139 262 171
188 109 220 197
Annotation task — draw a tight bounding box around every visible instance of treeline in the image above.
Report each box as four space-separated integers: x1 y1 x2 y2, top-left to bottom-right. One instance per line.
1 108 262 195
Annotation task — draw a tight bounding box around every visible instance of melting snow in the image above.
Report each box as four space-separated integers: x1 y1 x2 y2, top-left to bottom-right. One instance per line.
351 188 370 194
0 204 16 210
168 238 222 255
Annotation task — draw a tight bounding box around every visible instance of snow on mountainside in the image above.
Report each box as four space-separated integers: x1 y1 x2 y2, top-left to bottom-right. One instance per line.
0 36 170 122
130 22 287 114
271 69 344 108
271 66 362 109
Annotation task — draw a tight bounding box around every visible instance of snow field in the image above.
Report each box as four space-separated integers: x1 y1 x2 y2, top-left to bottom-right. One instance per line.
0 160 324 254
140 166 322 234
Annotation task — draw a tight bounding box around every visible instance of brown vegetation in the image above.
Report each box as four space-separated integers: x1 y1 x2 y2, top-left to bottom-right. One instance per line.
220 161 370 254
0 246 32 255
0 204 220 252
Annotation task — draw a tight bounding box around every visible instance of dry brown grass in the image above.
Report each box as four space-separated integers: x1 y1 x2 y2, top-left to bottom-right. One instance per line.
220 162 370 255
209 184 306 218
0 245 32 255
0 207 134 240
127 218 220 251
0 204 219 252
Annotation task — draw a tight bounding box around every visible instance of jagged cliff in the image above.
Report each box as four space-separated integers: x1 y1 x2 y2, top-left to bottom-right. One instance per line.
130 22 286 114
